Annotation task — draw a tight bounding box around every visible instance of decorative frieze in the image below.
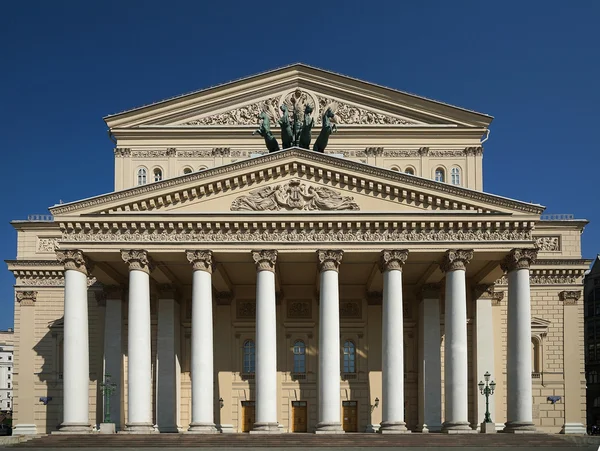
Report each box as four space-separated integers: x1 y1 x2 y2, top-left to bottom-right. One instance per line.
428 150 465 158
252 250 278 272
340 300 362 318
230 179 359 211
495 268 585 286
317 96 415 125
37 237 60 253
131 150 169 158
175 149 214 158
364 147 384 156
121 249 153 274
237 300 256 319
379 249 409 272
382 149 419 158
464 146 483 156
56 249 92 275
16 291 37 306
186 250 214 273
440 249 473 272
287 301 312 319
114 148 131 157
535 236 561 252
62 226 533 244
501 248 538 272
317 250 344 272
212 147 231 157
559 290 581 305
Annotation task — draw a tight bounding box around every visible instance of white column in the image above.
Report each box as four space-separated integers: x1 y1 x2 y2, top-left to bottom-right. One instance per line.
473 285 501 430
103 286 124 430
56 250 91 433
417 285 442 433
441 249 474 434
187 251 217 433
502 249 537 433
379 250 410 433
251 250 280 433
316 250 344 434
121 249 154 433
156 285 179 432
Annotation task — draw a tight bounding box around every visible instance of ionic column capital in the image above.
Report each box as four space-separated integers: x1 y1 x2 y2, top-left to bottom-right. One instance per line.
500 248 538 273
56 249 93 275
440 249 473 273
186 250 214 273
252 250 278 273
317 250 344 273
121 249 154 274
379 249 409 272
16 290 37 306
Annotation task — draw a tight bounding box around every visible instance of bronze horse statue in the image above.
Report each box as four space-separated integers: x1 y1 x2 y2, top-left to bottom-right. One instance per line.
298 104 314 149
253 112 280 153
313 107 337 153
278 104 293 149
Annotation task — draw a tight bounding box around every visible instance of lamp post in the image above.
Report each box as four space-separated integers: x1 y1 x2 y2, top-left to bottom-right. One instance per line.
100 374 117 423
478 371 496 424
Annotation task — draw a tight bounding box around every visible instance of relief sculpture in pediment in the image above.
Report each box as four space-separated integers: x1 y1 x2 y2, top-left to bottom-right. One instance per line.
230 179 359 211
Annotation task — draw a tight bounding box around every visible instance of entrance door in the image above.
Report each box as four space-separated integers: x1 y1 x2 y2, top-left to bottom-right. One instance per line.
342 401 358 432
291 401 307 432
241 401 256 432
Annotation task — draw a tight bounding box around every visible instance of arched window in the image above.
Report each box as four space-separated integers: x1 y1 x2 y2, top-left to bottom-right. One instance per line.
390 166 400 172
243 340 255 374
198 165 208 171
182 167 193 175
153 168 163 182
451 167 461 185
531 337 541 373
137 168 147 186
405 167 415 175
435 168 445 182
293 340 306 373
343 340 356 373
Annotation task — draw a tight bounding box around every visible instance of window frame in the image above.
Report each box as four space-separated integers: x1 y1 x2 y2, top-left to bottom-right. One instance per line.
451 166 461 186
242 339 256 374
153 167 163 182
136 167 148 186
434 167 446 183
292 340 306 374
343 340 356 374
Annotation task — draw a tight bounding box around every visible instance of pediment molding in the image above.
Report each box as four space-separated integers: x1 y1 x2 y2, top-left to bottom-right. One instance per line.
50 148 544 217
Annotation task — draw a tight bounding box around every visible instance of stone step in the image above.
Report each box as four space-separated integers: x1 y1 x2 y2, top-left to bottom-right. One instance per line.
13 433 576 448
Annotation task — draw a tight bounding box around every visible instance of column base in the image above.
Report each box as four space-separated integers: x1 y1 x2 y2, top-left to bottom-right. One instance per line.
250 422 281 434
218 424 234 433
560 423 587 435
187 422 218 434
121 423 158 434
54 422 92 434
13 424 38 435
503 421 536 434
315 422 344 434
379 421 411 434
365 423 380 433
442 421 477 434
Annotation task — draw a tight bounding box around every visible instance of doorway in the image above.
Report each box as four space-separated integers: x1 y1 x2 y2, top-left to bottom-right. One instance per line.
241 401 255 432
342 400 358 432
291 401 307 432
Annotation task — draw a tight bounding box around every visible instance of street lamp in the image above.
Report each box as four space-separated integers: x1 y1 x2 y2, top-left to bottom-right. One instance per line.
478 371 496 424
100 374 117 423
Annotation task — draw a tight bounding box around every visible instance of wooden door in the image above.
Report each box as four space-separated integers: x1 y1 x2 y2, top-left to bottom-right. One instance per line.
342 401 358 432
291 401 307 432
241 401 255 432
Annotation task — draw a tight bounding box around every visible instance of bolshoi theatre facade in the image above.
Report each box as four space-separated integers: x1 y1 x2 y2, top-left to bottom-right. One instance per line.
6 65 590 435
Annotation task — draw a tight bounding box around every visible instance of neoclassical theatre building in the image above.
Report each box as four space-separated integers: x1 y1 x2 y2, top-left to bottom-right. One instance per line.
7 65 590 435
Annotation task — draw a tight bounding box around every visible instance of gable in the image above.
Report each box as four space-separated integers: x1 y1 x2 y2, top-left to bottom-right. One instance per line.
50 148 543 218
104 64 493 130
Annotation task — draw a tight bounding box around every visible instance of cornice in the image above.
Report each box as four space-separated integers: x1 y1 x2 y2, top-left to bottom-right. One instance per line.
50 148 544 216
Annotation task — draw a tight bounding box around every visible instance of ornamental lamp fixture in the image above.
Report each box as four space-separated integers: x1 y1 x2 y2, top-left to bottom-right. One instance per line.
478 371 496 424
219 397 224 409
374 397 379 408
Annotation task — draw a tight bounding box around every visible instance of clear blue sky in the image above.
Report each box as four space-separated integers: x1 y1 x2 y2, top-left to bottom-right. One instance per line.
1 1 598 329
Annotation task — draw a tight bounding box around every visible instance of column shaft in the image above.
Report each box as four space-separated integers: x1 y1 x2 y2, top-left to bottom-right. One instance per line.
126 269 153 431
62 269 90 431
189 267 217 433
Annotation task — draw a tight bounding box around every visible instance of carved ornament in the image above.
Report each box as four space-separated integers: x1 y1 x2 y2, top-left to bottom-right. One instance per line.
212 147 231 157
37 237 60 253
317 96 415 125
379 249 409 272
176 149 213 158
287 301 312 319
340 300 362 318
121 249 153 274
440 249 473 272
535 236 560 252
114 148 131 157
230 179 359 211
464 146 483 156
56 249 92 275
364 147 384 157
252 250 278 272
237 300 256 319
559 290 581 305
317 250 344 272
500 248 538 273
16 291 37 306
186 250 214 273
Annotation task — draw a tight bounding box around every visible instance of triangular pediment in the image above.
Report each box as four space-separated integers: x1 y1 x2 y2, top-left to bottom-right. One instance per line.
50 148 542 218
104 64 493 129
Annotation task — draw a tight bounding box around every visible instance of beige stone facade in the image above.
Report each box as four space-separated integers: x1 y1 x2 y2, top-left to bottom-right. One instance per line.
6 65 589 435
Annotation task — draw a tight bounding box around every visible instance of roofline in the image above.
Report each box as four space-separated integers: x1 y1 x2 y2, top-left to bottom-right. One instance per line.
49 147 543 216
103 63 493 125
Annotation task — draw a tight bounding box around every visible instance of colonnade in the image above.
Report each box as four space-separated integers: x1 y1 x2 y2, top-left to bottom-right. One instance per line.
55 247 537 434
